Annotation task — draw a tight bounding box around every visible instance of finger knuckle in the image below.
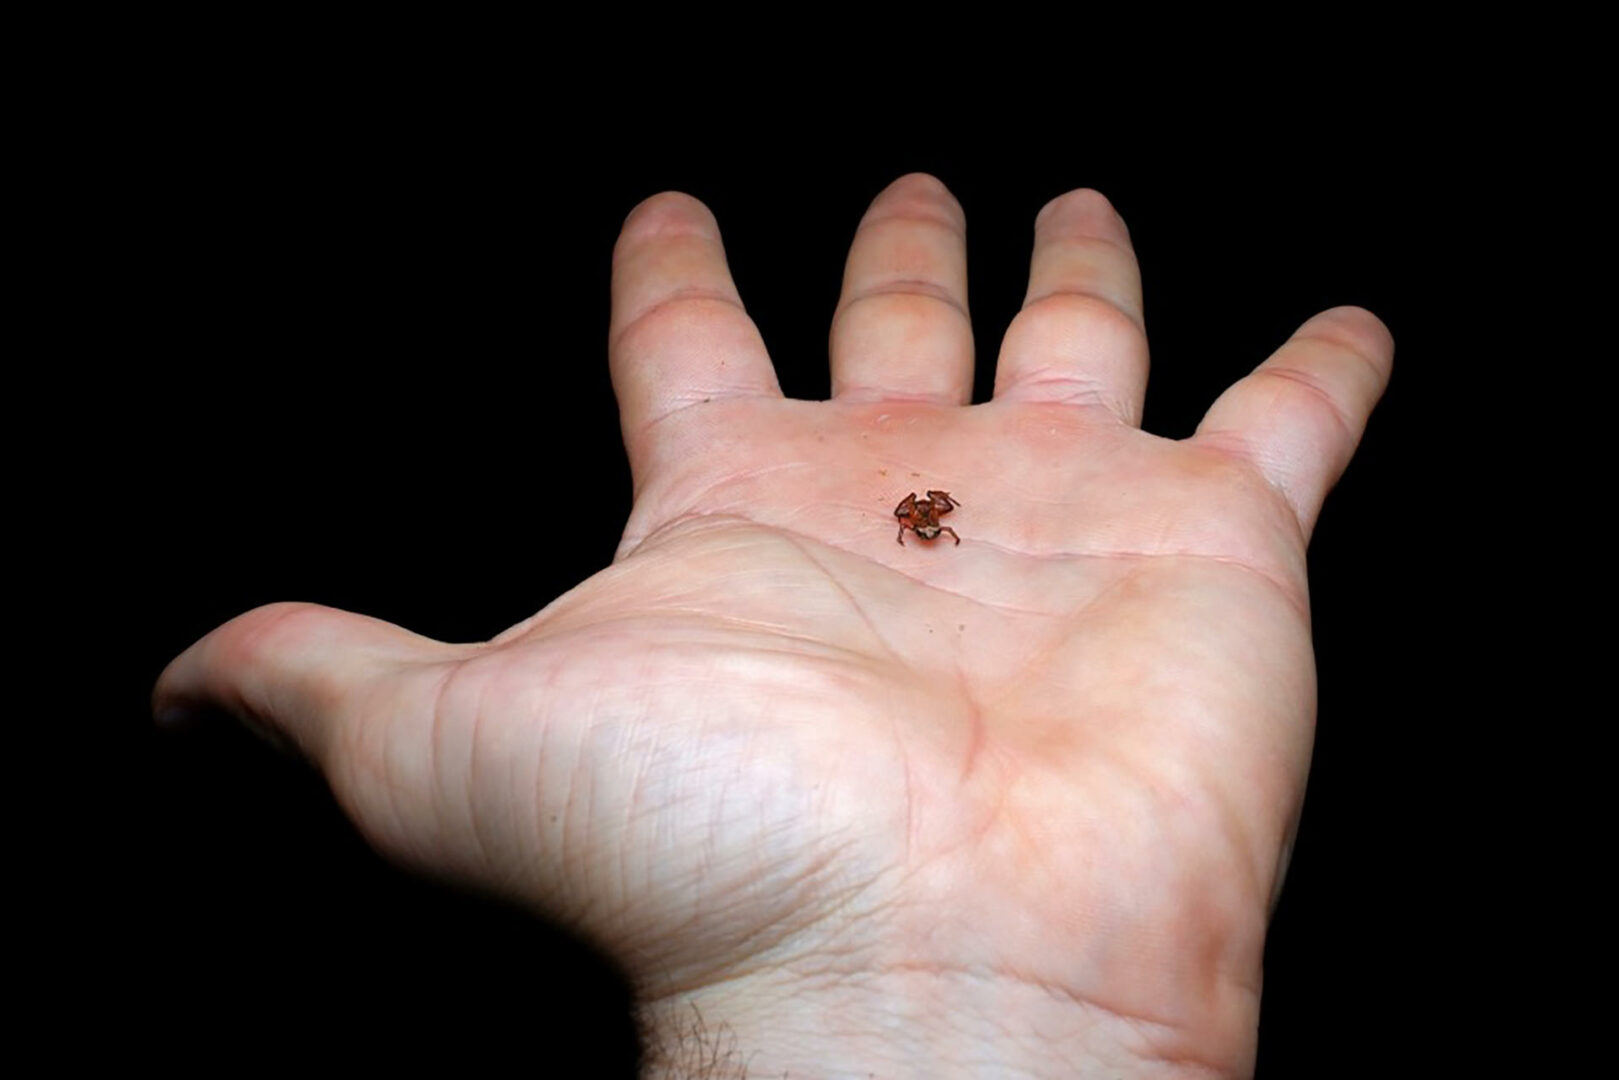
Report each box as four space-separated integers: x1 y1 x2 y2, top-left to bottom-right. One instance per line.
1016 290 1146 347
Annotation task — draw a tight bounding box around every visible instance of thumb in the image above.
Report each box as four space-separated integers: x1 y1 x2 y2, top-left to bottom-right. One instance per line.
153 601 461 765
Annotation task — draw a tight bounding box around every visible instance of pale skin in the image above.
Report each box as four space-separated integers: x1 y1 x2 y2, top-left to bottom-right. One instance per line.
154 174 1392 1078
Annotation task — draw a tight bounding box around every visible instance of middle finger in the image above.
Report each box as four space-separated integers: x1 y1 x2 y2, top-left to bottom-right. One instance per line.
829 173 974 405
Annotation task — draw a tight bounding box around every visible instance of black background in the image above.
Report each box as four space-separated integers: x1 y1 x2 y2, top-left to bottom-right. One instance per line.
82 50 1511 1078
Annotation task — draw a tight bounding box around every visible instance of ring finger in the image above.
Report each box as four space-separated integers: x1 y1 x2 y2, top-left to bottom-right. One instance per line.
994 188 1149 425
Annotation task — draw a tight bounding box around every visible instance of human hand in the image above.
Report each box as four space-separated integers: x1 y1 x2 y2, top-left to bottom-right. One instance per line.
154 174 1391 1077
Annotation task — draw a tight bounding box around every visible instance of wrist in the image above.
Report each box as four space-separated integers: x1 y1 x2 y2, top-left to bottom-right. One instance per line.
638 964 1256 1079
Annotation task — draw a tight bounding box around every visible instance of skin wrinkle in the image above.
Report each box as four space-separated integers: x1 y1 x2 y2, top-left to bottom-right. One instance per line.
620 462 823 546
897 584 1057 621
729 839 880 974
992 370 1133 416
340 664 443 871
660 460 821 518
765 959 1237 1078
597 606 860 649
914 548 1308 625
628 382 771 446
1246 363 1360 443
507 688 542 905
1124 759 1274 995
1028 229 1138 272
618 728 652 912
954 739 1019 858
1192 434 1322 544
1013 288 1149 343
518 620 878 679
900 730 916 865
957 683 988 785
1173 759 1279 954
1168 553 1309 624
834 280 973 325
1026 979 1235 1078
380 705 413 866
558 687 586 897
1294 324 1390 384
775 532 903 664
620 510 1307 631
617 472 816 553
609 286 749 357
824 386 964 404
858 191 965 232
642 833 883 1001
459 663 499 886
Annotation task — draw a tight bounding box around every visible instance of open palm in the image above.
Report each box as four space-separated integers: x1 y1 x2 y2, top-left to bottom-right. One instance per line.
157 175 1391 1077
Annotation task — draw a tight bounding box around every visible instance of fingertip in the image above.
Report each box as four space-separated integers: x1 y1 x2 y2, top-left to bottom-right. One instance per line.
1035 187 1129 241
619 190 719 242
151 601 304 722
1299 305 1396 377
152 628 213 729
883 171 954 197
868 173 965 227
1308 303 1391 338
149 601 426 756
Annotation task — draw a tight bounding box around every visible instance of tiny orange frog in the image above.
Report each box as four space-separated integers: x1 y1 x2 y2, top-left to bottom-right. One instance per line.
894 490 961 546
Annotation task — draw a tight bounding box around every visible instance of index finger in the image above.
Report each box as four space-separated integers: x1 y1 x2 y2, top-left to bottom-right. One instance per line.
1195 305 1394 538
